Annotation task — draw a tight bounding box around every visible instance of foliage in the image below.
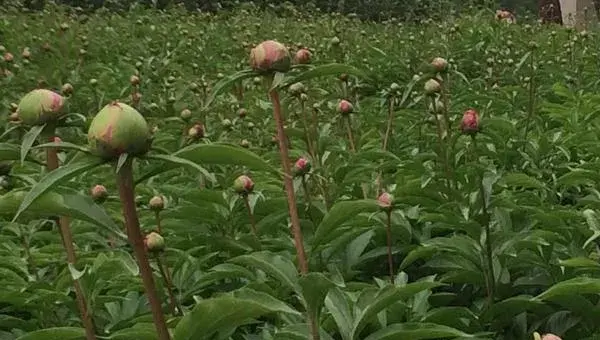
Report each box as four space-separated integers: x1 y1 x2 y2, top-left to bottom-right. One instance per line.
0 2 599 340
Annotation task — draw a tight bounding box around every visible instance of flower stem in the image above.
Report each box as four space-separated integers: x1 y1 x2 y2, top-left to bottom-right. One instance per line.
268 83 309 275
385 210 394 284
377 96 395 194
116 158 171 340
156 254 181 316
472 136 494 306
155 211 162 234
344 115 368 198
523 53 536 142
45 131 97 340
243 194 258 237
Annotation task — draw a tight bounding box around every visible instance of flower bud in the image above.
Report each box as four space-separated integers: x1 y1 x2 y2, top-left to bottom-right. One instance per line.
222 119 232 129
21 48 31 59
431 57 448 73
294 48 312 64
424 79 441 95
9 112 20 122
61 83 74 96
331 36 341 46
89 79 98 86
9 103 18 112
87 102 152 160
249 40 292 74
130 75 140 86
460 109 480 135
91 184 108 203
0 162 11 176
188 123 205 139
337 99 353 115
3 52 13 62
292 157 311 177
17 89 65 126
377 192 394 210
233 175 254 195
149 195 165 211
240 139 250 148
238 108 247 118
288 82 306 96
180 108 192 121
144 232 165 253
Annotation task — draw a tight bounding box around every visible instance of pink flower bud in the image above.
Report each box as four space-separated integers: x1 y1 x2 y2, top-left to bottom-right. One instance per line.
144 232 165 253
337 99 354 115
461 109 480 135
249 40 291 74
293 157 311 177
431 57 448 73
294 48 312 64
3 53 13 62
234 175 254 195
91 184 108 203
377 192 394 210
541 334 562 340
188 122 205 139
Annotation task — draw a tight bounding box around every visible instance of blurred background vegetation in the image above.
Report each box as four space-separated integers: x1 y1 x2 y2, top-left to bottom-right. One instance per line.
10 0 539 20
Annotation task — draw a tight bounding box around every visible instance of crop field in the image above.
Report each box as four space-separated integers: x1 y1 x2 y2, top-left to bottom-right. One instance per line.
1 2 600 340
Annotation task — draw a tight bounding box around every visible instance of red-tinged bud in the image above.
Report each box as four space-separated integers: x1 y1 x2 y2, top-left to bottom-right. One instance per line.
431 57 448 73
188 122 204 139
17 89 65 126
130 75 140 86
149 195 165 211
541 335 562 340
292 157 311 177
91 184 108 203
233 175 254 195
377 192 394 211
337 99 354 115
144 232 165 253
238 108 247 118
461 109 480 135
61 83 74 96
52 136 61 143
249 40 292 74
3 53 13 62
294 48 312 64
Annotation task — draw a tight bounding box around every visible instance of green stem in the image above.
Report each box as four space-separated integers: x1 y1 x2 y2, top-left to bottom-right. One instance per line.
243 194 258 237
386 210 394 284
523 52 536 142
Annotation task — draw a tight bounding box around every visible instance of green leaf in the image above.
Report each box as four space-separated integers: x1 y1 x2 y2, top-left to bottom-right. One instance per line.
312 199 379 249
298 272 337 318
0 143 22 162
230 251 299 291
203 69 256 109
173 288 299 340
363 322 474 340
32 141 90 154
20 125 45 164
325 287 354 340
559 257 600 269
15 327 85 340
536 277 600 301
279 63 371 89
145 154 216 183
500 173 547 191
12 157 103 222
62 194 127 240
351 282 444 339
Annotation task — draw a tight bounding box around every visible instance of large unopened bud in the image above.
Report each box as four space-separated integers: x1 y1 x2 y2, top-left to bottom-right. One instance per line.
149 195 165 211
249 40 291 74
292 157 311 177
294 48 312 64
188 122 205 139
377 192 394 211
17 89 65 126
144 232 165 253
460 109 480 135
533 333 561 340
87 102 152 160
431 57 448 73
337 99 354 115
233 175 254 195
424 79 441 95
91 184 108 203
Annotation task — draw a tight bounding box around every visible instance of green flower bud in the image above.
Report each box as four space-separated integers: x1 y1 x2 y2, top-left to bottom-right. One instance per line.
16 89 65 126
144 232 165 253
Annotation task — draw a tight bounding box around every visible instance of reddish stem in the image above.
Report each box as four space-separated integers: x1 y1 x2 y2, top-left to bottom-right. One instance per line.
116 159 171 340
46 133 97 340
268 86 308 275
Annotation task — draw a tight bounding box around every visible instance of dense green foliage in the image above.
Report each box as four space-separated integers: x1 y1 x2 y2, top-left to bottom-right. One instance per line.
1 2 600 340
